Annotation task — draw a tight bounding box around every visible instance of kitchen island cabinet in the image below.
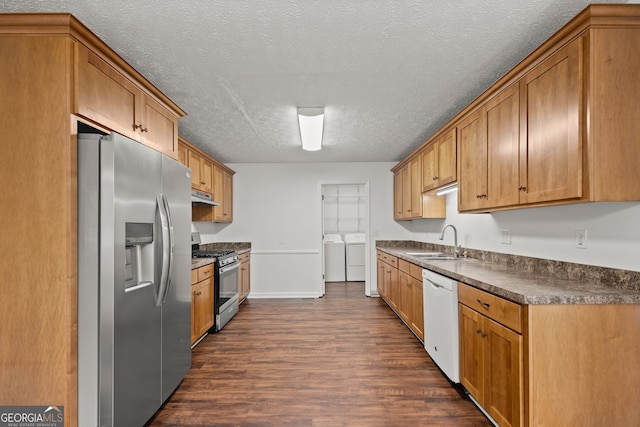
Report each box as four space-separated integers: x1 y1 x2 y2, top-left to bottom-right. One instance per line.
0 13 186 426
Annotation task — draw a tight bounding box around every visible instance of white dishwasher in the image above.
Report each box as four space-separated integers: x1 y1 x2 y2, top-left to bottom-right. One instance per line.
423 269 459 383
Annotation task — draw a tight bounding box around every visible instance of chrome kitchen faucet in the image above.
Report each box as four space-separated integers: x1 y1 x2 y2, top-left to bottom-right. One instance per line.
439 224 461 258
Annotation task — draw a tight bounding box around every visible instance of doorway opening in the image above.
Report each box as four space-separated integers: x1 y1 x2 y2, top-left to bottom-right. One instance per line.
320 183 370 296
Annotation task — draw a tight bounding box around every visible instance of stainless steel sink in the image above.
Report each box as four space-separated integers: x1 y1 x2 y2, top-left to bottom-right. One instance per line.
405 252 459 260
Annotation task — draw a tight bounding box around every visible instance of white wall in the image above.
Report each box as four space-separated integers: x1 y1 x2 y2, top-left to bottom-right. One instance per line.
411 193 640 272
193 163 640 299
192 162 410 298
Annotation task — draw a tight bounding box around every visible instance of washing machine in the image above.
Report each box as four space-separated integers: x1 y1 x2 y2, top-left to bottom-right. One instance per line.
344 233 365 282
324 234 345 282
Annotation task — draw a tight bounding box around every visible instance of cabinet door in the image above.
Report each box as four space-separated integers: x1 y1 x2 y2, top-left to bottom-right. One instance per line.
398 271 411 323
457 109 487 211
484 317 523 427
188 150 213 194
222 170 233 222
422 145 438 192
436 128 457 187
192 278 214 344
393 171 403 220
459 304 484 402
486 83 521 208
410 276 424 341
519 37 583 205
386 264 399 311
140 94 179 160
76 44 140 142
401 165 411 218
409 157 422 218
178 143 188 167
239 254 250 302
377 259 386 298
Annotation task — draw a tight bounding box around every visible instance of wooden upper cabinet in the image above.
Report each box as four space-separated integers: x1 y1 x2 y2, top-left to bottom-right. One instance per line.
397 7 640 212
422 128 457 192
519 37 583 205
408 156 422 217
457 109 487 211
393 170 403 220
188 149 213 194
76 44 139 141
459 39 581 212
393 158 445 220
213 165 233 222
178 143 188 166
139 94 179 159
75 44 180 159
486 83 521 209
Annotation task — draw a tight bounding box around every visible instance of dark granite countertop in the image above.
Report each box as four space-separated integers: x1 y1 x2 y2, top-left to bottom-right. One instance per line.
191 258 215 270
377 241 640 305
191 242 251 270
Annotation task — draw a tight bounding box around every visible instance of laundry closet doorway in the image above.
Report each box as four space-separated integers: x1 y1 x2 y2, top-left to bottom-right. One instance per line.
320 182 370 296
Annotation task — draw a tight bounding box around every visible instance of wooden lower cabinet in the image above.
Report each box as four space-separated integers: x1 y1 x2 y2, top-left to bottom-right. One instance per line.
191 264 214 345
377 251 424 342
459 304 523 427
239 252 251 303
459 283 640 426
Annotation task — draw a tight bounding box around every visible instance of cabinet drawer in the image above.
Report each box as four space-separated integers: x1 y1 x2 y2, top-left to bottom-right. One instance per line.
191 269 198 285
239 252 250 262
381 253 398 268
398 259 411 273
197 264 214 282
409 263 422 281
459 283 522 333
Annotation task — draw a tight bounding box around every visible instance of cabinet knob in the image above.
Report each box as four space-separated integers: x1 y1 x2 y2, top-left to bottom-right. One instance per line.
433 176 438 181
518 185 527 191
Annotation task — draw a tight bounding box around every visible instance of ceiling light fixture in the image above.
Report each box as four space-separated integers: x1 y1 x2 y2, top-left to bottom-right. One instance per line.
298 107 324 151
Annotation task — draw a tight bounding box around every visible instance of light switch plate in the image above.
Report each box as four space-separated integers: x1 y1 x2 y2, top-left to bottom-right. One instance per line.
500 229 511 245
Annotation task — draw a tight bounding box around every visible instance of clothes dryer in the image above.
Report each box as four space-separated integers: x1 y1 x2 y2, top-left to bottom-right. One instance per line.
344 233 365 281
323 234 345 282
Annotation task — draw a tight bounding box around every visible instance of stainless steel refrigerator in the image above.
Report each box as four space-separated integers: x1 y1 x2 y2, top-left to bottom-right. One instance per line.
77 132 192 427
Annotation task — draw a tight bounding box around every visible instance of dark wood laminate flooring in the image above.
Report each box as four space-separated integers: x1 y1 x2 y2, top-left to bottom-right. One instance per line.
147 282 491 427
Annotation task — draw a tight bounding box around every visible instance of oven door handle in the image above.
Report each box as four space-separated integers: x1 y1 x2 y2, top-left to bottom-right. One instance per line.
219 261 240 275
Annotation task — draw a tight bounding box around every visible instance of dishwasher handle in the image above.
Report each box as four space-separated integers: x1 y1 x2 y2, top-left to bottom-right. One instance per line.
425 278 445 289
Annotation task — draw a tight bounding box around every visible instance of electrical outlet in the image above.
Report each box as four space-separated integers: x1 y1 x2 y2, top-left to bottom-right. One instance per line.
500 229 511 244
575 230 587 249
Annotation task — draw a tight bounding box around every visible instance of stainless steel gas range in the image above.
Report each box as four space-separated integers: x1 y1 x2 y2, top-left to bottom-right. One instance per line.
191 234 240 331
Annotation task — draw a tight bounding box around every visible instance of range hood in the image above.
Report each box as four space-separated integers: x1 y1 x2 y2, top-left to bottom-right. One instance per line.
191 190 220 206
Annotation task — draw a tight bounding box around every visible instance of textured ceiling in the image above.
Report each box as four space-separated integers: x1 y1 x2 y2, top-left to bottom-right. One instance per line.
1 0 628 163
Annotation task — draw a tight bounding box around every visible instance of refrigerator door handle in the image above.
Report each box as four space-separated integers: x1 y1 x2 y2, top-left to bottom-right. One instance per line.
156 194 171 307
161 194 174 304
